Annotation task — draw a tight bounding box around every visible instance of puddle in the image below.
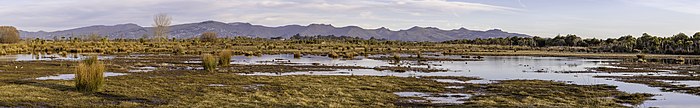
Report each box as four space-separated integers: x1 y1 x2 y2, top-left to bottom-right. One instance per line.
433 79 467 84
35 72 128 80
207 84 227 87
129 66 157 72
445 86 465 89
394 92 471 104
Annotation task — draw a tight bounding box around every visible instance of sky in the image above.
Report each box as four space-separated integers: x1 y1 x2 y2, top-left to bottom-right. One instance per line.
0 0 699 38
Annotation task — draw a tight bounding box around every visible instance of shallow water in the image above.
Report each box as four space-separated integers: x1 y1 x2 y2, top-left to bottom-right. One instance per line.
661 80 700 87
129 66 157 72
235 54 700 107
35 72 128 80
394 92 472 104
0 54 113 61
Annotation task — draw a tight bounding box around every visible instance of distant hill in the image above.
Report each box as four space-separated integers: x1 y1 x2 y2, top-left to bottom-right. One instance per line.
19 21 531 42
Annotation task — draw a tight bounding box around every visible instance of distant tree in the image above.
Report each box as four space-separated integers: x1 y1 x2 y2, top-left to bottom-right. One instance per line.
564 34 582 46
153 13 172 42
0 26 20 44
672 33 689 41
201 32 217 42
85 33 103 41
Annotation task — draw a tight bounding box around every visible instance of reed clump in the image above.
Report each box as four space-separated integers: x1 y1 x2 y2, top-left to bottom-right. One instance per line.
219 50 232 66
293 51 302 59
75 56 105 92
202 54 218 72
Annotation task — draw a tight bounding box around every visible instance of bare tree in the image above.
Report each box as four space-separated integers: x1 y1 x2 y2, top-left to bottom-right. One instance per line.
153 13 172 42
0 26 20 44
200 32 218 42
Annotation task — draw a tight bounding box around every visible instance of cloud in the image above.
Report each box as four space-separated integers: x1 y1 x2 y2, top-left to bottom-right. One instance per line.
0 0 517 31
623 0 700 15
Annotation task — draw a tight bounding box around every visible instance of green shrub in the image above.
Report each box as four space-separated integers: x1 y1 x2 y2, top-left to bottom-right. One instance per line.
0 26 20 44
202 54 218 72
219 50 231 66
75 56 105 92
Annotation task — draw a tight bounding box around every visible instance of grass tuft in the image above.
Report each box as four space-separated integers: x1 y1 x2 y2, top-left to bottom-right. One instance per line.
294 51 302 59
75 56 105 92
202 54 218 72
219 50 232 66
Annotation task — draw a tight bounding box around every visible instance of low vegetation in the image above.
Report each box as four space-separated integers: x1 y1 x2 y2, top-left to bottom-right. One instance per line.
219 50 232 66
201 54 217 72
75 56 105 92
462 80 653 107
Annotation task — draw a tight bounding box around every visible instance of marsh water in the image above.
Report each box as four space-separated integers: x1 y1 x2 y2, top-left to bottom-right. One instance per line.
233 54 700 107
6 54 700 107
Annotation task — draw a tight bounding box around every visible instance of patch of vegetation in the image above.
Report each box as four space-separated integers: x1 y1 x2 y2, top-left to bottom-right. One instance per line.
218 50 231 66
461 80 653 107
590 67 663 73
75 56 105 92
201 54 217 72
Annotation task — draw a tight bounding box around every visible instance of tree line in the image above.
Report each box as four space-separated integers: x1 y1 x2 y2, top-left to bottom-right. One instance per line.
443 32 700 54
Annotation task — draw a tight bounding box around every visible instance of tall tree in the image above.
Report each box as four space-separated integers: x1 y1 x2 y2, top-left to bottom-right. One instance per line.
153 13 172 42
0 26 20 44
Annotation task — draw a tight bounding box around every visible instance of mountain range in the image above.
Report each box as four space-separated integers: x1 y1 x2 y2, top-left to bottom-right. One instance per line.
19 21 531 42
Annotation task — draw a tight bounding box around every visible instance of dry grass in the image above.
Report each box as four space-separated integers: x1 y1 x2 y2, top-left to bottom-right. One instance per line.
75 56 105 92
202 54 217 72
293 51 302 59
219 50 232 66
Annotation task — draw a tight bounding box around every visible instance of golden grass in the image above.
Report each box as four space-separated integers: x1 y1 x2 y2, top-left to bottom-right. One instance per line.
74 56 105 92
294 51 302 59
202 54 217 72
218 50 232 66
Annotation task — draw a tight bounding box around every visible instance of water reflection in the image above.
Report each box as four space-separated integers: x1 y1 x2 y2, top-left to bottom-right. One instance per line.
0 54 113 61
35 72 128 80
234 54 700 107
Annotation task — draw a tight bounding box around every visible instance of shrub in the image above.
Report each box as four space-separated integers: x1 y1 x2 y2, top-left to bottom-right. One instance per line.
202 54 218 72
201 32 217 42
0 26 20 44
75 56 105 92
416 51 422 58
636 54 646 62
328 52 339 59
219 50 232 66
293 51 302 59
392 53 401 61
343 52 357 58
